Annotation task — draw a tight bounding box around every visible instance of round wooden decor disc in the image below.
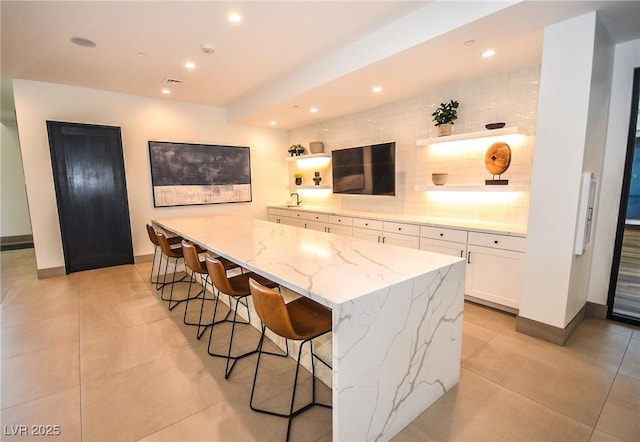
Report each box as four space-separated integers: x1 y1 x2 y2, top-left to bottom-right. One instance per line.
485 142 512 175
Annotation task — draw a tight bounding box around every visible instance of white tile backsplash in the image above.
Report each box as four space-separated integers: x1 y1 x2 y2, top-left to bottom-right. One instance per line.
289 65 539 228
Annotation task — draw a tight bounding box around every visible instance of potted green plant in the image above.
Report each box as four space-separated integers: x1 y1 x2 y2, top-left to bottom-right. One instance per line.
432 100 459 137
294 172 303 185
288 144 305 156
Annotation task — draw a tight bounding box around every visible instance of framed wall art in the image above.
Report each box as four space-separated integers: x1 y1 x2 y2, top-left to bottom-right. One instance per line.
148 141 252 207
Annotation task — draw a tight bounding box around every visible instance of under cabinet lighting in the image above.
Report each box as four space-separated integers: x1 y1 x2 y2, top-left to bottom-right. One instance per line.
428 133 526 156
293 156 331 169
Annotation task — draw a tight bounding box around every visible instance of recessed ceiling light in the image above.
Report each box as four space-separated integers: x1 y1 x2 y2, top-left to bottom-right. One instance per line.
310 107 318 113
161 88 171 95
228 13 241 23
482 49 496 58
185 62 196 69
200 44 215 55
372 86 382 93
70 37 96 48
269 121 277 126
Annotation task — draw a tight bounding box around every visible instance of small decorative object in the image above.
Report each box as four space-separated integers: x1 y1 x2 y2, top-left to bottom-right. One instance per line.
312 171 322 186
485 142 511 185
294 173 303 185
432 173 449 186
432 100 459 137
289 144 305 156
309 141 324 154
485 122 506 130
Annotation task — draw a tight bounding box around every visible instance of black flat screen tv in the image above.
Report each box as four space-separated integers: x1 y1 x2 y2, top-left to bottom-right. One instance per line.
331 142 396 195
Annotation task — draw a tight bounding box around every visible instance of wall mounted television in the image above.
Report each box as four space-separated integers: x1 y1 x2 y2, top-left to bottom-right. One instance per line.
331 141 396 196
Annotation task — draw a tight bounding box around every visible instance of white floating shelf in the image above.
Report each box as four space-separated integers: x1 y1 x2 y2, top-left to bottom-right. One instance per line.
285 153 331 162
292 185 332 190
416 127 528 147
415 184 518 192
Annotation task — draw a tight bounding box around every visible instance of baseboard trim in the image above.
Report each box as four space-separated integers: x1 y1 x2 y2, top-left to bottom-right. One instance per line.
516 303 587 346
37 266 66 279
135 253 153 264
586 302 607 319
1 234 33 245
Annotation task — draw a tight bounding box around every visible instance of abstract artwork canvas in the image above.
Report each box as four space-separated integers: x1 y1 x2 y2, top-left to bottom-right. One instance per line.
148 141 252 207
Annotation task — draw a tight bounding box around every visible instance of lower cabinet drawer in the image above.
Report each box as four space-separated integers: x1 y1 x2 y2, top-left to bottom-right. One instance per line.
468 232 526 252
420 225 467 243
304 212 329 223
269 208 290 218
328 215 353 226
353 218 383 231
383 221 420 237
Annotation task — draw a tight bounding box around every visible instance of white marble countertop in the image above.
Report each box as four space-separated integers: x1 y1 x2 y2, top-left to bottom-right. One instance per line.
270 205 528 236
154 215 463 308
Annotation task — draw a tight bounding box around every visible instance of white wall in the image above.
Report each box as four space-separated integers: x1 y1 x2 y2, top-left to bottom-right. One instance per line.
565 16 614 323
588 38 640 306
12 80 288 272
1 120 32 237
520 12 601 328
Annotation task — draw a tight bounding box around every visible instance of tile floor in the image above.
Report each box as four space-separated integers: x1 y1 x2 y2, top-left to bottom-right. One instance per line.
1 248 638 441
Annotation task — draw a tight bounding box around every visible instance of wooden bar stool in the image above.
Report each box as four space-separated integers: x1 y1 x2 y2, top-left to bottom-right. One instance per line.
248 278 332 442
145 224 182 290
181 240 239 339
205 256 285 379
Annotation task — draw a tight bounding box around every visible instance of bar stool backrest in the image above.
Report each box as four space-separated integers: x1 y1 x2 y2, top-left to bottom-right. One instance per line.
146 224 160 247
182 240 206 273
157 232 182 258
205 256 238 295
249 278 298 340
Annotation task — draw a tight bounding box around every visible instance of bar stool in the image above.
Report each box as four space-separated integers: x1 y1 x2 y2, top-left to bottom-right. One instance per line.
248 278 332 442
156 232 199 310
205 256 284 379
181 240 239 339
145 224 182 290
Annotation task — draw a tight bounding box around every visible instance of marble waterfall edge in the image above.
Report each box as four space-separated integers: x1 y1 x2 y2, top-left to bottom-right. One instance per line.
332 261 465 441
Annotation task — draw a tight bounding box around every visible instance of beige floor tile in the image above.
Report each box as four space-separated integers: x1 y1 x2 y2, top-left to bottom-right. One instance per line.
461 321 498 361
581 318 637 339
1 344 80 409
80 317 190 383
80 296 169 337
463 332 615 426
561 321 630 372
463 301 516 333
78 283 152 313
3 276 78 307
633 329 640 341
619 338 640 380
596 374 640 442
396 368 593 442
1 294 78 329
2 313 79 360
590 429 625 442
81 348 225 441
0 387 81 442
137 400 255 441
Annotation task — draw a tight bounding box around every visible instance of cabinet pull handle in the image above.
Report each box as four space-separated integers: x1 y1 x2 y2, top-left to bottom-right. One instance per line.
467 251 471 264
460 250 464 258
326 227 330 233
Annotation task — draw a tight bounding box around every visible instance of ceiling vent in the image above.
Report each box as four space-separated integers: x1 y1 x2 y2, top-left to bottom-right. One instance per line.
164 78 183 85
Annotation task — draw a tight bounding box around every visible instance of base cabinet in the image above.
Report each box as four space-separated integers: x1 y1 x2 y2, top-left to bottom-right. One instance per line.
268 207 526 310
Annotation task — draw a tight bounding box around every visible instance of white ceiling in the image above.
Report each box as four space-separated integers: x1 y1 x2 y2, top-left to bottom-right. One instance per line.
2 1 639 129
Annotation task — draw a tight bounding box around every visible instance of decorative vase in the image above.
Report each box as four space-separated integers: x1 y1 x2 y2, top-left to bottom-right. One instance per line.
309 141 324 154
432 173 448 186
313 171 322 186
295 177 302 185
437 123 452 137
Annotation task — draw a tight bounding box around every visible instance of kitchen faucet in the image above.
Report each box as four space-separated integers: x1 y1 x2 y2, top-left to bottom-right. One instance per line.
290 192 302 206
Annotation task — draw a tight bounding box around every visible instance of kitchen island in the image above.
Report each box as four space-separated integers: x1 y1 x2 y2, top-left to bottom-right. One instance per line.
153 215 465 441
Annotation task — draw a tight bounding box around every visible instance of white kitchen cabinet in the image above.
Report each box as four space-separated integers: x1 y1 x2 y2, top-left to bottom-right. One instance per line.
352 218 384 243
419 226 467 259
465 232 525 310
326 215 353 237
